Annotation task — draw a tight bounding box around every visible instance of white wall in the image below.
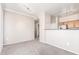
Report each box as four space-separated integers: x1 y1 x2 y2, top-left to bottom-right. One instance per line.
45 13 51 29
39 13 79 54
45 13 58 30
0 4 3 53
45 30 79 54
4 11 34 45
39 12 58 42
45 13 57 29
39 12 46 42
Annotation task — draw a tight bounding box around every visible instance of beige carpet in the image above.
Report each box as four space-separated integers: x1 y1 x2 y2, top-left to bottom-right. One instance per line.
1 40 76 55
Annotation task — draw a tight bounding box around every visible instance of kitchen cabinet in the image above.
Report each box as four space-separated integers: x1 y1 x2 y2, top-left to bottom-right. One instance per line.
59 20 79 29
74 20 79 28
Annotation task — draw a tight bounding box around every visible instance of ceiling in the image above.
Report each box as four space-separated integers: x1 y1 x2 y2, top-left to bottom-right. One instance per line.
4 3 79 19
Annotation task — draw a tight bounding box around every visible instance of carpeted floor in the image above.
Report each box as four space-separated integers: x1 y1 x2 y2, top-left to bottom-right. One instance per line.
1 40 76 55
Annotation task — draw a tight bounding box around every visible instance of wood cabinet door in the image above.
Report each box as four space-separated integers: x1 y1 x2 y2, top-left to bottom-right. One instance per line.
67 21 74 28
74 20 79 28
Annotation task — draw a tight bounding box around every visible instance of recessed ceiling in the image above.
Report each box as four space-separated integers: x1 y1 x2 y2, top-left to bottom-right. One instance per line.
4 3 79 18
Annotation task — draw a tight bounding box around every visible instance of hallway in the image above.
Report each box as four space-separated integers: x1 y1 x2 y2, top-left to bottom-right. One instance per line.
1 40 75 55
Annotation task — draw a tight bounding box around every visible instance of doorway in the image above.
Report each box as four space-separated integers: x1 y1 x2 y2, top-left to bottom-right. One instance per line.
34 20 39 40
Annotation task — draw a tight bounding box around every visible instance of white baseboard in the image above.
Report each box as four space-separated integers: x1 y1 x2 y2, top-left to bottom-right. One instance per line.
3 39 34 46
